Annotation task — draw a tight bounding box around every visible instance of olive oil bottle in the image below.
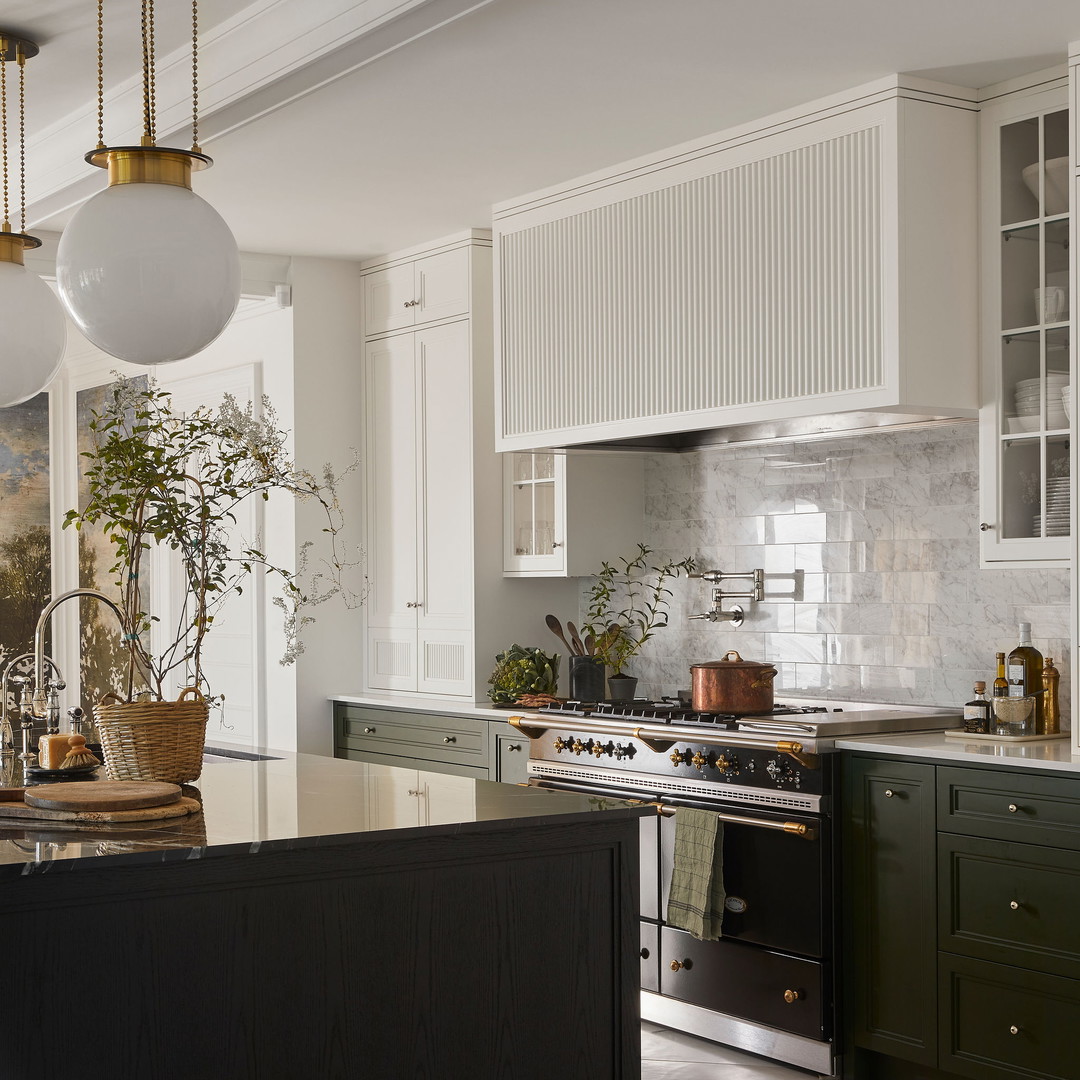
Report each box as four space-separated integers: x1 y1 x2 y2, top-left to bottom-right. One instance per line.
1007 622 1044 732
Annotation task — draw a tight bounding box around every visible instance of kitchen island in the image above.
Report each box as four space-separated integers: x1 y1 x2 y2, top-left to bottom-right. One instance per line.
0 751 644 1080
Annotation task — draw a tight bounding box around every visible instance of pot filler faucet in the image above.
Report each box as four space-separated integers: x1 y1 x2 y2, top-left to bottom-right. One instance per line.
22 588 128 765
688 568 766 628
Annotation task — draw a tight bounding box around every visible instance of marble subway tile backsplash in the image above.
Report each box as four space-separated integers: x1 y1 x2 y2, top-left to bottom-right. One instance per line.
621 422 1072 713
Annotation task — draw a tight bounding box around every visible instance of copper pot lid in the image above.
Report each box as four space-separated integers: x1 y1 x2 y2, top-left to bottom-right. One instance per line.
690 650 777 672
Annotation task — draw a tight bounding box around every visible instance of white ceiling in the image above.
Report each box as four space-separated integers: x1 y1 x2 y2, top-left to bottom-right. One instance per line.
5 0 1080 261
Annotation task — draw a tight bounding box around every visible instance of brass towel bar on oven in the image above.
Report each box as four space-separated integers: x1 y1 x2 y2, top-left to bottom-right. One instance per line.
639 801 816 839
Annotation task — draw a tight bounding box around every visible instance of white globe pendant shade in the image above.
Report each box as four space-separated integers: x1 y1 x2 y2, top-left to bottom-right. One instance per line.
0 260 67 408
56 180 241 365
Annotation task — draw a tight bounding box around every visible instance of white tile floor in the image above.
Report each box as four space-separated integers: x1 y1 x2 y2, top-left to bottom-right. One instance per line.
642 1023 821 1079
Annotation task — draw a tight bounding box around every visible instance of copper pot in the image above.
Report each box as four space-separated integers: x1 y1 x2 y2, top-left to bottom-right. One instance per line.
690 651 778 714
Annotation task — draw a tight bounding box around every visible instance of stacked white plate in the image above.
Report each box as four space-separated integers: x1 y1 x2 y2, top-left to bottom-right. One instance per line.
1015 373 1070 429
1035 474 1070 537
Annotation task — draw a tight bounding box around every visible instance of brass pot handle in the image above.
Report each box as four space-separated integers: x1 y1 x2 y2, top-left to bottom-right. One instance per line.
721 650 744 663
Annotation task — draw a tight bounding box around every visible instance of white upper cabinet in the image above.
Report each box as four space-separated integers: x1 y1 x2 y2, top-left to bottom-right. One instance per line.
978 74 1072 566
363 245 470 336
493 77 980 452
503 452 644 577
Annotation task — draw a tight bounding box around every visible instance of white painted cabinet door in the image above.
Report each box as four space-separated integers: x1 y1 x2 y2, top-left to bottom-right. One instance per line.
416 247 470 325
365 334 419 690
416 321 473 695
363 263 416 336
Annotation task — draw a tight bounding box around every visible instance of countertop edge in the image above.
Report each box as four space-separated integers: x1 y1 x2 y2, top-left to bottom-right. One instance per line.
836 731 1080 774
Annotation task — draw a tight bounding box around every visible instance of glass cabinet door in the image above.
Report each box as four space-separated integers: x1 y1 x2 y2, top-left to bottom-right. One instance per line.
983 99 1071 562
505 452 565 573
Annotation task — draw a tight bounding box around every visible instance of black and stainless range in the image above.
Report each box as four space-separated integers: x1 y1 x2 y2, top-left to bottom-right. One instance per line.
509 698 961 1077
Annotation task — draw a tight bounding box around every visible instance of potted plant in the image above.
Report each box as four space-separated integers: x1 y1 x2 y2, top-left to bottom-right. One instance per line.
582 544 695 700
63 376 360 780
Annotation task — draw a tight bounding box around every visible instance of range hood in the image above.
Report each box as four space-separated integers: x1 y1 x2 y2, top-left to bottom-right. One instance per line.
556 410 977 454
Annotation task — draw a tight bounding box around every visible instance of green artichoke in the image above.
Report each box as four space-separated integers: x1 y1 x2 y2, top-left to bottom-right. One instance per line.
487 644 560 705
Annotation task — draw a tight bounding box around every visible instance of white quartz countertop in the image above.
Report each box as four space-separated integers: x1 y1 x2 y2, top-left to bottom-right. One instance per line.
836 730 1080 775
330 691 533 721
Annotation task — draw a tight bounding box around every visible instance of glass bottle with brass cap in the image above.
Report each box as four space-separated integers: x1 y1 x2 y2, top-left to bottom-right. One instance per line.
1042 657 1060 735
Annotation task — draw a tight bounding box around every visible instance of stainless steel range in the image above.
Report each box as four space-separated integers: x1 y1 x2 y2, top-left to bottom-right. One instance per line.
509 697 961 1077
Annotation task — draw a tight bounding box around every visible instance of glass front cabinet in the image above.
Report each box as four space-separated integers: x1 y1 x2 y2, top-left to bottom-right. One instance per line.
979 79 1072 565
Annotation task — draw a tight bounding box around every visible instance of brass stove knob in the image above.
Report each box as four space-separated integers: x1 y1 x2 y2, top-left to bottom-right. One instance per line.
691 751 708 771
591 741 606 758
571 739 586 756
669 749 685 766
553 737 567 753
715 753 735 772
783 989 802 1004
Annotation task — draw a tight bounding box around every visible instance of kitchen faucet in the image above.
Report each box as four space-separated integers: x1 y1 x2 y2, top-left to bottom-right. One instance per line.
0 652 63 757
28 589 129 762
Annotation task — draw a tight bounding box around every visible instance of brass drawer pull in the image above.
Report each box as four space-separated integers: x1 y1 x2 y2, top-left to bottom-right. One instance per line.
364 727 376 734
884 789 895 798
443 736 456 744
505 743 522 752
783 989 802 1004
1009 1025 1020 1036
1010 900 1020 910
669 958 692 972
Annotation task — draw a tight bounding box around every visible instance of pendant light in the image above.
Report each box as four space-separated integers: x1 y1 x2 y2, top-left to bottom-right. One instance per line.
56 0 240 365
0 34 66 409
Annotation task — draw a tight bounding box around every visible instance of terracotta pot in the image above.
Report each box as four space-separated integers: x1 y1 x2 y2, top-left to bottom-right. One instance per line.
690 651 778 714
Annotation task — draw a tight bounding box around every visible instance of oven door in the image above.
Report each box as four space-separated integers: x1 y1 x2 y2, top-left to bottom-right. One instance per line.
659 795 829 959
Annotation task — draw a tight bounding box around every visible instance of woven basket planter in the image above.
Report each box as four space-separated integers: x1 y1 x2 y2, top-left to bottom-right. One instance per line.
96 688 208 784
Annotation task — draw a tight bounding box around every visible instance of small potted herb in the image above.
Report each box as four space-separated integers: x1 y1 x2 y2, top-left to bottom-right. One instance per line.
582 544 695 699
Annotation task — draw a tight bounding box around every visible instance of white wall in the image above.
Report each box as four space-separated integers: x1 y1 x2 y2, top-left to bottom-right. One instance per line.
288 257 366 754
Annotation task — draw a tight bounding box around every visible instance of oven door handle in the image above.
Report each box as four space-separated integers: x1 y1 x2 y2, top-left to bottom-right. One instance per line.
648 801 817 840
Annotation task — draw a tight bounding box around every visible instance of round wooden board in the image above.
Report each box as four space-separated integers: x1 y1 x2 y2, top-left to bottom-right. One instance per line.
23 781 182 812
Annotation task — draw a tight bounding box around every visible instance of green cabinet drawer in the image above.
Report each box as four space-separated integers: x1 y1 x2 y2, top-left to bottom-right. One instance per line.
940 954 1080 1080
938 767 1080 849
939 834 1080 980
335 705 487 767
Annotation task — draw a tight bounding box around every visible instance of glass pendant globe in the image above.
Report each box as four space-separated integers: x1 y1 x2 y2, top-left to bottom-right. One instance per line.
56 181 241 365
0 260 67 407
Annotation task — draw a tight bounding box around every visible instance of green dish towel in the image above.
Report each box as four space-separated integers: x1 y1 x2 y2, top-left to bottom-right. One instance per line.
666 807 726 941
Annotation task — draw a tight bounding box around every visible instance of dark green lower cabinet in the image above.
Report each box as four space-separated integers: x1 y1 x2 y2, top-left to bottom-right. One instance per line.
941 955 1080 1080
845 756 938 1067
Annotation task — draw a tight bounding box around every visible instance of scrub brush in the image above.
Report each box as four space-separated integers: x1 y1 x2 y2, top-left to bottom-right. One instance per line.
58 734 100 770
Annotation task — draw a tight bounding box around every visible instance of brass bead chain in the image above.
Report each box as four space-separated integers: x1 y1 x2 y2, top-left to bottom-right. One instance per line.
191 0 199 152
0 38 9 232
17 43 24 233
147 0 156 143
96 0 105 148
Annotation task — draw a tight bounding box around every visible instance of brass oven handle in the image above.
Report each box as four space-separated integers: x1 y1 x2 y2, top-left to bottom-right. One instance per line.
654 803 816 839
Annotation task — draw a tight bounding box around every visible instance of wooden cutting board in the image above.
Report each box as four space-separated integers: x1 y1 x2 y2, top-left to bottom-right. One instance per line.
0 795 200 824
14 781 182 812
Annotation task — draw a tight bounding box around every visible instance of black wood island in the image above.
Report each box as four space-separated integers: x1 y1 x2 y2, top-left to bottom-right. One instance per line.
0 751 644 1080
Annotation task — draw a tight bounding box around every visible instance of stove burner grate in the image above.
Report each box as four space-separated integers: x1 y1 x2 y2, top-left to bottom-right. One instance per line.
535 698 830 726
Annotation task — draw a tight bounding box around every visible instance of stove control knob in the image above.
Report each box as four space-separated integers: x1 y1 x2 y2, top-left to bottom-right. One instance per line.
669 749 686 766
591 740 609 758
553 737 567 753
714 753 737 773
571 739 586 756
691 751 708 771
766 758 783 781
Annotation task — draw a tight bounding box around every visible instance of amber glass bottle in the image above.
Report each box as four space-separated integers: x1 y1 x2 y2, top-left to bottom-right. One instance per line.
1007 622 1044 732
992 652 1009 698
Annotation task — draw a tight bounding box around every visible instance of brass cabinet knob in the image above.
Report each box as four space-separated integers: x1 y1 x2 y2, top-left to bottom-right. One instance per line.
669 958 692 972
884 789 895 798
506 744 522 753
980 522 993 532
1010 900 1020 910
363 727 376 734
783 989 802 1004
1008 803 1019 813
1009 1025 1020 1036
443 736 456 744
